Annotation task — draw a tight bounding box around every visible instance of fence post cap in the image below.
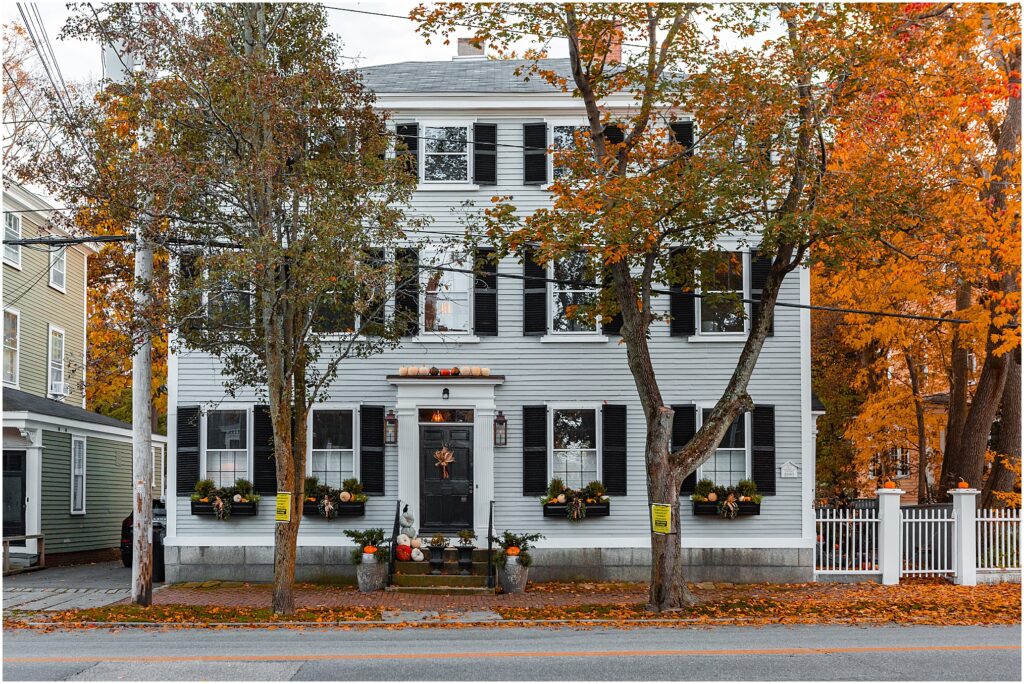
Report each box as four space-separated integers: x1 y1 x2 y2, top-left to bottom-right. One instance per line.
875 488 905 496
947 488 980 495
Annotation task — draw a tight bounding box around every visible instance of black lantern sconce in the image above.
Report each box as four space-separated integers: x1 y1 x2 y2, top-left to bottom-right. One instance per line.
384 409 398 445
442 388 450 401
493 410 508 447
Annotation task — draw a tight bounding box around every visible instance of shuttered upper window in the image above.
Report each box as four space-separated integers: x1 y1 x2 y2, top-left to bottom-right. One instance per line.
421 249 472 334
551 253 599 334
552 125 587 181
699 251 746 334
423 126 470 182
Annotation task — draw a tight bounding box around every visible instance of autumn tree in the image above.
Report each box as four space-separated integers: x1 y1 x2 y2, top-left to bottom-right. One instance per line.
3 22 51 173
39 3 421 615
415 3 947 610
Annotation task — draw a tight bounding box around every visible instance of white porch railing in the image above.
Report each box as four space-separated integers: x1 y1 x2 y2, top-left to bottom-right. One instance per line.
900 505 954 577
815 507 879 574
977 507 1021 571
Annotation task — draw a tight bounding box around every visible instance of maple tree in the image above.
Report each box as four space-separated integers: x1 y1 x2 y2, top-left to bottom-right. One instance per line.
2 22 51 173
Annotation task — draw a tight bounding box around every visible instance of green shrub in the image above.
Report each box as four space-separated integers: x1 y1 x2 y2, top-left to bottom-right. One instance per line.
497 530 544 551
193 479 216 500
737 479 758 497
546 478 567 499
428 533 450 548
341 478 363 496
456 529 476 545
693 478 715 499
304 476 320 499
233 479 254 496
584 481 606 498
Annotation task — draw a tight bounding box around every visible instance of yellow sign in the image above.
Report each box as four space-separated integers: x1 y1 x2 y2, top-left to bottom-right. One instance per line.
651 503 672 534
275 492 292 523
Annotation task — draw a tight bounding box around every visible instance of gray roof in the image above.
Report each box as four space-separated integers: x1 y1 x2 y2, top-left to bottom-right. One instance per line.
3 387 133 431
358 58 574 94
811 391 826 413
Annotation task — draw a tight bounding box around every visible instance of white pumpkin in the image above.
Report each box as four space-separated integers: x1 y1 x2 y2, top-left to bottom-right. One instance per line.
459 366 471 376
339 490 352 502
233 494 243 503
410 537 423 549
399 366 409 376
481 367 491 377
396 533 411 547
556 493 566 504
419 366 430 376
411 548 424 562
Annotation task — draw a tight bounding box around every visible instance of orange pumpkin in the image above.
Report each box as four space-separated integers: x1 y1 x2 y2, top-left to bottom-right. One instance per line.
957 480 970 489
506 546 521 556
883 481 897 489
363 545 378 554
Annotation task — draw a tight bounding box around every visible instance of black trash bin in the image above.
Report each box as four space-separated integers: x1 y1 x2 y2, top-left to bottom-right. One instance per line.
152 521 166 583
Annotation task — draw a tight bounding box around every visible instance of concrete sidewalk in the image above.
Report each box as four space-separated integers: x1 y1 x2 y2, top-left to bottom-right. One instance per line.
3 561 164 611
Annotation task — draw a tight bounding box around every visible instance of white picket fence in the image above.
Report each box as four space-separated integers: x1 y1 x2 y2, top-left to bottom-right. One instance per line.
977 507 1021 571
814 507 879 574
900 506 954 577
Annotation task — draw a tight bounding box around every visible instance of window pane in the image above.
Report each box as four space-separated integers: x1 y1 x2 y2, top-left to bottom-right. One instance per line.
700 299 744 333
312 410 353 450
4 215 19 263
702 410 746 449
552 254 598 333
424 127 467 153
313 292 356 333
423 257 472 333
3 312 16 384
206 449 247 488
553 409 596 450
553 449 598 490
50 331 63 364
207 410 247 450
51 250 66 287
553 253 592 286
424 154 468 181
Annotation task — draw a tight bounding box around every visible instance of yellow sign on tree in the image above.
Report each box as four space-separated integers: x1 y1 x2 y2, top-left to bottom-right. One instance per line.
275 492 292 523
651 503 672 535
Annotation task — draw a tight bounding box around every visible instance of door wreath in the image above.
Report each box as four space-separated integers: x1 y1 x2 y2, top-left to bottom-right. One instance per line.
433 444 455 479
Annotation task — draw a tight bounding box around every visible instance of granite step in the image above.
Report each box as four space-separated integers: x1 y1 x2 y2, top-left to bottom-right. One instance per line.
391 573 488 588
386 585 494 596
394 560 489 575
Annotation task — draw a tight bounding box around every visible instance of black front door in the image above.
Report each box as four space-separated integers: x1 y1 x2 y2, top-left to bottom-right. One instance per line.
3 450 27 539
419 425 473 532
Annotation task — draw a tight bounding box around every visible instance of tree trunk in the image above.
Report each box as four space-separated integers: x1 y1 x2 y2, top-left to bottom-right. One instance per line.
982 353 1021 508
904 350 931 504
647 433 693 610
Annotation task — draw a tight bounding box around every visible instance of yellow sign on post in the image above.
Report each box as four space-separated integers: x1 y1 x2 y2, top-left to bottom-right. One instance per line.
651 503 672 534
275 492 292 523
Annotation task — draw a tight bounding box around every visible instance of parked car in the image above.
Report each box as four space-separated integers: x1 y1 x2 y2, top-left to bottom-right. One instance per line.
120 500 167 568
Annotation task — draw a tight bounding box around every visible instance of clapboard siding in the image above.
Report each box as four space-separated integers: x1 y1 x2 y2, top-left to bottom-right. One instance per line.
172 116 809 543
40 430 133 553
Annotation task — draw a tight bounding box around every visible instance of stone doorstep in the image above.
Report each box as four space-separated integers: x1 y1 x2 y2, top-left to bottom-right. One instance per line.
381 609 502 623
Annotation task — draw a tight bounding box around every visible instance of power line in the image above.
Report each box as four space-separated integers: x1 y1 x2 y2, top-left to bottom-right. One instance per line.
2 232 971 325
3 244 68 308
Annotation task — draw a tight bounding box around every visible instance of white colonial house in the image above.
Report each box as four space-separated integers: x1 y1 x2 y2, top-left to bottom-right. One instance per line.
163 46 815 585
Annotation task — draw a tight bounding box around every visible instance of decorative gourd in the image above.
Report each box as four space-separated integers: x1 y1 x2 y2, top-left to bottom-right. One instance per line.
440 368 451 376
883 481 897 489
451 367 461 376
396 533 411 547
470 366 481 376
506 546 521 556
556 493 566 504
707 492 718 502
399 366 409 376
395 544 412 562
481 367 491 377
411 548 424 562
419 366 430 376
459 366 471 376
957 480 970 489
410 537 423 549
429 366 440 376
233 494 243 503
340 490 352 502
363 545 377 554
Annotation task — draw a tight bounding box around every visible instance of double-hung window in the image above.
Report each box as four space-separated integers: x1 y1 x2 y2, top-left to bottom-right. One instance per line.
551 252 599 333
3 309 18 386
4 213 21 267
423 126 469 182
205 409 248 487
48 326 65 396
313 290 357 335
49 247 67 292
422 249 472 334
699 251 745 334
70 436 86 514
552 125 587 181
700 409 747 487
551 408 599 490
310 409 355 488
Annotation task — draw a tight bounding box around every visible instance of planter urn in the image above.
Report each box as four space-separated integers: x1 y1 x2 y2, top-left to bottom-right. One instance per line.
427 546 446 575
456 545 474 575
499 555 529 594
356 553 386 593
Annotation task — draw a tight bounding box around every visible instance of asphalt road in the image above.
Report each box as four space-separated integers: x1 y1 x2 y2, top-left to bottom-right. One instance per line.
3 624 1020 680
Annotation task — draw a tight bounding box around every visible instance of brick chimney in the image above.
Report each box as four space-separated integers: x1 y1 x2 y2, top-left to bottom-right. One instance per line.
455 37 486 60
581 21 623 64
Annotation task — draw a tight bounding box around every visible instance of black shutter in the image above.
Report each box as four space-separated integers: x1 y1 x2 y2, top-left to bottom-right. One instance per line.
473 247 498 336
176 406 201 494
750 250 774 337
395 123 419 178
671 405 698 495
601 270 623 336
752 405 776 495
523 123 548 185
394 248 419 336
473 123 498 185
522 246 547 335
360 405 385 495
602 404 627 495
522 405 548 496
669 247 696 336
604 123 625 145
670 121 695 157
252 405 276 495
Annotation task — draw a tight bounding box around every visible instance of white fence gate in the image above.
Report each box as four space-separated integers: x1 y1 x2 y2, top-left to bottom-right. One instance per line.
900 505 955 577
977 507 1021 571
815 507 879 574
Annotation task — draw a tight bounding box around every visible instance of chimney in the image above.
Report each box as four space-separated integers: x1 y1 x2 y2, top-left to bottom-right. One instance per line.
455 37 486 60
605 22 623 64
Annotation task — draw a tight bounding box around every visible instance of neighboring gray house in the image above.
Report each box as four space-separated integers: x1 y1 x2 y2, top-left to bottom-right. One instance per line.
164 50 814 583
2 181 166 562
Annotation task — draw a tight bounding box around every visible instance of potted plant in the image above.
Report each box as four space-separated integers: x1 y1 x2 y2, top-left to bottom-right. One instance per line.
691 478 762 517
495 531 543 594
344 528 387 592
455 529 476 575
427 533 449 575
541 479 610 520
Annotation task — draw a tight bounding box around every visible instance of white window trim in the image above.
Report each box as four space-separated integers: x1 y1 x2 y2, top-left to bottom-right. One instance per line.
47 324 66 398
546 258 603 337
70 435 87 515
4 307 20 388
415 119 479 188
418 247 475 338
545 118 590 190
49 246 67 293
695 405 752 485
4 213 22 269
547 403 603 486
689 250 751 342
306 403 361 485
200 405 254 487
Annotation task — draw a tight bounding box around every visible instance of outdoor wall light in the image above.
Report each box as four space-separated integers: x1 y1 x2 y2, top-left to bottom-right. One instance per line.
442 388 450 400
494 411 508 447
384 409 398 445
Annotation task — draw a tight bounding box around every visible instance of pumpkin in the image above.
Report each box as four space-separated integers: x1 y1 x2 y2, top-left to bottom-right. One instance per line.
395 544 413 562
883 481 897 489
411 537 423 549
396 533 411 546
340 490 352 502
399 366 409 376
440 368 451 376
451 367 461 376
408 366 419 376
707 492 718 502
199 497 209 503
957 480 970 489
506 546 521 556
429 366 440 376
481 367 491 377
306 497 316 502
471 366 481 376
363 545 378 554
556 493 566 504
411 548 425 562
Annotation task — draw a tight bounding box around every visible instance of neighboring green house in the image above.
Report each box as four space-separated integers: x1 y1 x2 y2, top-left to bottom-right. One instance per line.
2 181 166 562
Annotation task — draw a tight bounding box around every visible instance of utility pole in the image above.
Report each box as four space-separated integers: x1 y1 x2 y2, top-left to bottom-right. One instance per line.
103 41 153 606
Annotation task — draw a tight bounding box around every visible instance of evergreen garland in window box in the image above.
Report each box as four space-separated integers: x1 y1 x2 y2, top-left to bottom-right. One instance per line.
541 479 610 520
302 477 368 519
690 479 762 518
190 478 261 519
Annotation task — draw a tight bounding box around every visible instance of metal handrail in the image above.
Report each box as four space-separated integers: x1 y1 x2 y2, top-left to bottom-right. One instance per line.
387 500 402 586
486 500 495 588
